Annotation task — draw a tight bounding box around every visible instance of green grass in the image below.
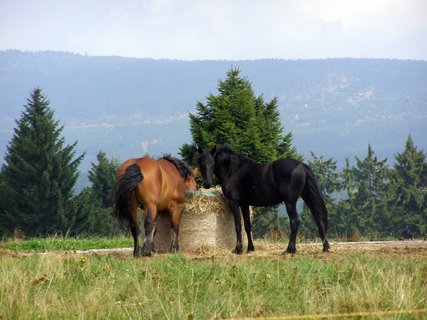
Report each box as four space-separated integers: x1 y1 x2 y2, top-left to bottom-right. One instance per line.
0 242 426 319
0 236 133 252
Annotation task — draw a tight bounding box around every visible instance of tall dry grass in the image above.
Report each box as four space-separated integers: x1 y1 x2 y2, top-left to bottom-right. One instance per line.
0 246 426 319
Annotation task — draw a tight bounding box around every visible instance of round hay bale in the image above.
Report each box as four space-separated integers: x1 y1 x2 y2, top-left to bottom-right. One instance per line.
141 187 249 253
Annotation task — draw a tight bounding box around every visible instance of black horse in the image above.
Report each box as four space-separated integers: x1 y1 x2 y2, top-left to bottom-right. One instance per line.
197 144 330 254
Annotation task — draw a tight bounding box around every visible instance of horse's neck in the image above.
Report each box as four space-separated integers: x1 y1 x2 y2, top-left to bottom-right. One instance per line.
216 155 252 183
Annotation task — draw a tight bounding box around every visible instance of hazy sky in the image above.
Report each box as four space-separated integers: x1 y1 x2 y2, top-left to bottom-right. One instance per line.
1 0 426 60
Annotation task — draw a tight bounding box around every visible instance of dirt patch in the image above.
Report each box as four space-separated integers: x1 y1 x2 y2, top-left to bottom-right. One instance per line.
0 248 23 258
22 239 427 260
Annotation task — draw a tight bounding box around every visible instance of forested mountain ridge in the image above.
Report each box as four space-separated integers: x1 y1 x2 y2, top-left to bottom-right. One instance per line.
1 50 426 185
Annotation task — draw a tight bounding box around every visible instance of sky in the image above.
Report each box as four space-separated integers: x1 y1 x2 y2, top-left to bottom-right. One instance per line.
0 0 426 61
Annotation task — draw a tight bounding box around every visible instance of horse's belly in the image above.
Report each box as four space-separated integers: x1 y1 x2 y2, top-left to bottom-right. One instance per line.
241 187 283 207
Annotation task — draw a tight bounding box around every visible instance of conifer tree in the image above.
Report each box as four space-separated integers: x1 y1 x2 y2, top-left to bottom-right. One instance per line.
182 67 298 164
352 145 390 237
88 151 119 209
181 67 299 238
336 145 390 238
0 88 84 236
387 136 427 237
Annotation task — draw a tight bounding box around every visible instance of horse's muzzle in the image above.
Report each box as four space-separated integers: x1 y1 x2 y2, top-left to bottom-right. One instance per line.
203 182 213 189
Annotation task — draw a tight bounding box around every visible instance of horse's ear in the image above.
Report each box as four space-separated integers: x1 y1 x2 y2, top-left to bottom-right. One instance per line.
210 145 217 156
192 167 199 177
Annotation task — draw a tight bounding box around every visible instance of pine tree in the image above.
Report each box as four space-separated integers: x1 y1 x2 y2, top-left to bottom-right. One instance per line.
182 67 299 165
0 88 84 236
387 136 427 238
334 158 357 239
181 67 299 238
88 151 119 209
337 145 390 238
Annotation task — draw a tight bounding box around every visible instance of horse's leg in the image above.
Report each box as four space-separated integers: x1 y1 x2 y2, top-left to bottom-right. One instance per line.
300 177 330 252
142 204 157 257
228 200 243 254
169 204 182 253
241 205 254 252
284 201 300 254
312 209 330 252
129 192 140 257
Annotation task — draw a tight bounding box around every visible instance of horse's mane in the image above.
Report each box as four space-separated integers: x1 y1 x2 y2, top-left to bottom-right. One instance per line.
161 155 193 178
216 144 256 174
217 144 255 163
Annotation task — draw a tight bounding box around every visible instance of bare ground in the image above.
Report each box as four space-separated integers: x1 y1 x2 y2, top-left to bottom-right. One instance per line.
2 240 426 260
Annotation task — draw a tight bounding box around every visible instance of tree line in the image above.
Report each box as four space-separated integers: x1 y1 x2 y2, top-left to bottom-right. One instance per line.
1 69 426 240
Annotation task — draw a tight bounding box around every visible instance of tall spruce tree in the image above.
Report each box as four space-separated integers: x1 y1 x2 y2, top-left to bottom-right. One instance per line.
387 135 427 238
88 150 119 209
181 67 299 238
0 88 84 236
337 145 390 238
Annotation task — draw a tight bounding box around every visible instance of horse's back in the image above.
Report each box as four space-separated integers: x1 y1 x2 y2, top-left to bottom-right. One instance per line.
118 157 160 178
237 158 306 206
272 158 304 176
118 157 162 199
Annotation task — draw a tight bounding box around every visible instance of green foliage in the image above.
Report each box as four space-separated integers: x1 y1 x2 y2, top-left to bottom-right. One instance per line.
385 135 427 237
343 145 390 238
0 88 84 236
88 150 119 209
304 137 427 240
68 188 122 236
69 150 123 236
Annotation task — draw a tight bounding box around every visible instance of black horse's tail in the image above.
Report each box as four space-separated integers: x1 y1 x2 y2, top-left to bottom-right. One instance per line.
112 164 144 223
300 164 329 245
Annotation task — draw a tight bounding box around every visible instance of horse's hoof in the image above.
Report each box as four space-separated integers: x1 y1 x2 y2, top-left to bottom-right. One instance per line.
248 244 255 252
142 249 153 257
133 247 142 257
285 248 296 254
232 246 243 254
323 242 330 252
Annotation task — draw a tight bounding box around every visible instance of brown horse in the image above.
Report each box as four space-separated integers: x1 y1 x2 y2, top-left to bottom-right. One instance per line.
112 155 197 256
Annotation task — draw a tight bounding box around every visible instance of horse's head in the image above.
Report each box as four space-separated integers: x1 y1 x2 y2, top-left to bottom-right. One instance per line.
197 146 216 188
184 168 198 191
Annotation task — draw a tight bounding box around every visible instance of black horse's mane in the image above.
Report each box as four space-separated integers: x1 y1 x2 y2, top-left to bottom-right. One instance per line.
161 155 193 178
216 144 256 164
215 144 256 175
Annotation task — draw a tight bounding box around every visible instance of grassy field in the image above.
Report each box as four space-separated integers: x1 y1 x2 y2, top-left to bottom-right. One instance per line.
0 236 133 252
0 238 426 319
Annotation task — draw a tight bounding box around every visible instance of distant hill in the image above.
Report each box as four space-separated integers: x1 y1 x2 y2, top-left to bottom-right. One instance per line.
1 50 426 189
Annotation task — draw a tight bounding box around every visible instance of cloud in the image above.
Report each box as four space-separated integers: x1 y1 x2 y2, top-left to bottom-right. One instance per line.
1 0 426 60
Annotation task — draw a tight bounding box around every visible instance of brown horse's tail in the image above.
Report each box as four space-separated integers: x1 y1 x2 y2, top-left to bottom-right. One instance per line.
112 164 144 223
